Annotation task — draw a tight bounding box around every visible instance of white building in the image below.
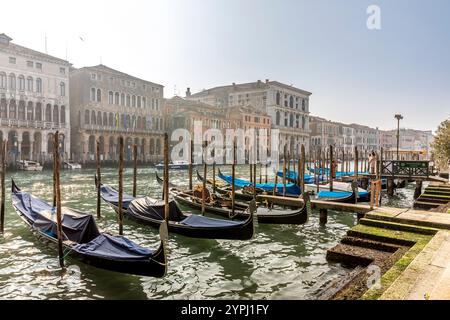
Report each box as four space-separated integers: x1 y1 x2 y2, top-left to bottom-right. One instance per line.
0 33 70 164
186 79 312 155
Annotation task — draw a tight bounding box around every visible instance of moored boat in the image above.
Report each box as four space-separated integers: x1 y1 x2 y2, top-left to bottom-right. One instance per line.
16 160 43 171
98 178 255 240
11 180 167 277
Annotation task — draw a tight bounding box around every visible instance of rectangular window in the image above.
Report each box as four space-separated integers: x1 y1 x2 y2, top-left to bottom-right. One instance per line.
9 57 16 64
27 61 34 67
36 62 42 69
91 73 96 80
59 67 66 75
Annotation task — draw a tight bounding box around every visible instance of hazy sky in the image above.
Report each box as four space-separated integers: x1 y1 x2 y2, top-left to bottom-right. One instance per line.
2 0 449 131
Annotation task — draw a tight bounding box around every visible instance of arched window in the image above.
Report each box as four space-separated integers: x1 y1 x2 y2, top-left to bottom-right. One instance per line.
156 139 161 155
60 82 65 96
150 139 155 155
91 110 96 125
103 112 107 126
126 114 131 128
284 112 288 126
137 96 141 108
276 92 281 105
108 91 113 104
18 101 26 120
142 97 146 108
9 74 16 90
289 96 294 108
85 110 90 125
132 95 136 107
45 104 52 122
302 99 306 111
9 100 17 119
137 116 142 129
302 116 306 129
35 103 42 121
97 111 102 126
276 111 280 125
27 77 33 92
27 102 33 120
61 106 66 123
132 115 136 128
97 89 101 102
289 113 294 127
53 105 59 123
120 93 125 106
18 75 25 91
0 72 6 89
115 92 119 105
160 118 163 130
126 95 131 107
36 78 42 93
109 113 113 127
0 98 7 118
90 88 96 101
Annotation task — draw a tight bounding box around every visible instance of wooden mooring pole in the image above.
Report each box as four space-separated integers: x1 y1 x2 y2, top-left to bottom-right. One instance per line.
96 140 101 219
118 136 124 235
319 208 328 225
300 145 305 197
0 140 6 234
132 144 137 198
283 146 287 197
53 135 56 207
189 140 193 191
316 149 320 194
414 180 423 200
202 159 207 216
54 131 64 268
329 146 333 192
231 138 236 216
212 162 216 194
163 133 169 222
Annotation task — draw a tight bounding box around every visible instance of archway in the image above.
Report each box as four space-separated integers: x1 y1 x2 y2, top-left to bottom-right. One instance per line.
33 132 42 161
18 101 26 120
7 131 18 163
47 133 54 154
21 132 31 160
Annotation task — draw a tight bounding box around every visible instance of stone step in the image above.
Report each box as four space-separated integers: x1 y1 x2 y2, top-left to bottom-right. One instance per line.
359 218 438 236
340 236 402 253
326 243 391 267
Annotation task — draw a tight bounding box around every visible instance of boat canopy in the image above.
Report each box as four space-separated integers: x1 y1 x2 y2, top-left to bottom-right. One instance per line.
100 184 135 209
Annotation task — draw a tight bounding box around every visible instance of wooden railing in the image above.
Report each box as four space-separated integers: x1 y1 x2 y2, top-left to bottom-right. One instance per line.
380 160 429 178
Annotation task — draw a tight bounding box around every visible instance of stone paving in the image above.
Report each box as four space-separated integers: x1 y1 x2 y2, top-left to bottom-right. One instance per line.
367 208 450 300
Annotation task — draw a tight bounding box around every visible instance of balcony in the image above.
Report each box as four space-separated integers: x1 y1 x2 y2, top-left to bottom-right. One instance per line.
81 124 163 135
0 119 67 130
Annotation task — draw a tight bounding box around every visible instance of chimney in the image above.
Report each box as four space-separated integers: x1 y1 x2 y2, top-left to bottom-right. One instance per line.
186 87 191 97
265 79 269 83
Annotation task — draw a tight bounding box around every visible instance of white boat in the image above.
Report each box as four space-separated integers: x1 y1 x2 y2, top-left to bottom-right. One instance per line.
16 160 43 171
63 161 82 170
155 160 196 170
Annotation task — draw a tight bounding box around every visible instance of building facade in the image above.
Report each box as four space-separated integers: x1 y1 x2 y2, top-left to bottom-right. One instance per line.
186 79 311 155
380 128 434 159
69 65 164 163
0 33 71 164
309 116 380 155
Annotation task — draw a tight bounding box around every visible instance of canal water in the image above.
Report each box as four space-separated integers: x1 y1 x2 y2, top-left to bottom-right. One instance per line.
0 166 417 299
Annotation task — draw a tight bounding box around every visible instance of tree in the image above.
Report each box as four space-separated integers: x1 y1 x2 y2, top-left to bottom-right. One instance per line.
431 119 450 170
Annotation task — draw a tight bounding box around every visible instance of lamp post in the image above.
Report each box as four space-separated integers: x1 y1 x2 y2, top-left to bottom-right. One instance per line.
394 114 403 160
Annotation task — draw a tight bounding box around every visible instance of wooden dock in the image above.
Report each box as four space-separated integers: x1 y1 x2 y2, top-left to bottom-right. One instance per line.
257 194 373 214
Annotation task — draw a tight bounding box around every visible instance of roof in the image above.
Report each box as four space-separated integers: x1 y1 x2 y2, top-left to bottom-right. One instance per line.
166 96 221 110
189 80 312 98
73 64 164 87
0 35 70 66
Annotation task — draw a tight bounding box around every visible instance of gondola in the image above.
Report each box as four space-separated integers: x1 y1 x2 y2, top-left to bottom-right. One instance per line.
97 177 255 240
11 180 167 277
157 172 308 225
316 189 357 204
217 169 302 197
195 170 257 201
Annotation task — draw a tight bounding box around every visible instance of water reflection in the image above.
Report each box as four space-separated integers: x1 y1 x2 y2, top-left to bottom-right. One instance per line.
0 166 415 299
